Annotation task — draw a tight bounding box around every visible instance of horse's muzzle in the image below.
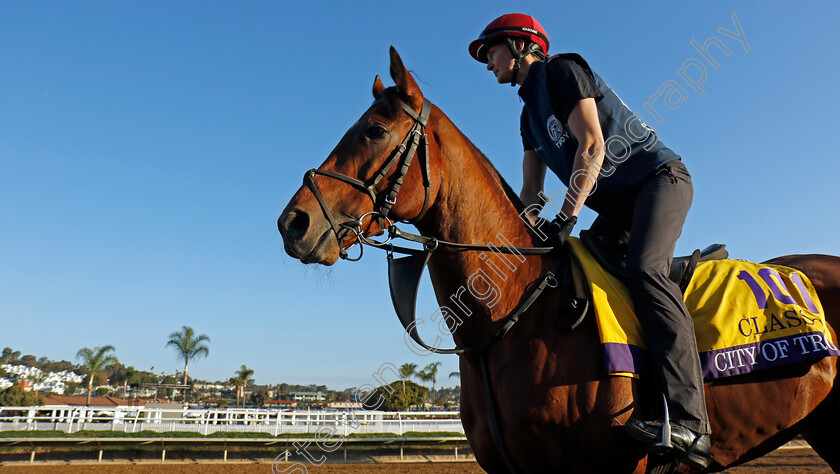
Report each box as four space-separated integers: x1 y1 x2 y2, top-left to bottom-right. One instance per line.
278 207 340 265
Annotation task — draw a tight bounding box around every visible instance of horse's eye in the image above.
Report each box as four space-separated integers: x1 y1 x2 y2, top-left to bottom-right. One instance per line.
365 125 387 140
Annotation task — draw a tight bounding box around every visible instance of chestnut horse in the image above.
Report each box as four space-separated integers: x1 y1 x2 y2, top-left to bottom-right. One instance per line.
278 48 840 472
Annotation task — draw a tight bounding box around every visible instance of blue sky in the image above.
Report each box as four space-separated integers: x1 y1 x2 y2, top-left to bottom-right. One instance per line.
2 1 838 390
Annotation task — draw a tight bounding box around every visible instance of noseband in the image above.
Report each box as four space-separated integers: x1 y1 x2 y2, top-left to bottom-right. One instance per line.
302 100 432 260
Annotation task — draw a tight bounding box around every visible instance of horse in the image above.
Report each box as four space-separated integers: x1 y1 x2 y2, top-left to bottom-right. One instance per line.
277 47 840 473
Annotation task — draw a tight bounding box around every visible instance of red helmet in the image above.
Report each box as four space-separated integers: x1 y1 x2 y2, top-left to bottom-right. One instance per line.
469 13 550 63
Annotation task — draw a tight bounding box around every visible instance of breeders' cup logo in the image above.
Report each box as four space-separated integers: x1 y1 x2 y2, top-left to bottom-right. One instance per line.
546 115 568 148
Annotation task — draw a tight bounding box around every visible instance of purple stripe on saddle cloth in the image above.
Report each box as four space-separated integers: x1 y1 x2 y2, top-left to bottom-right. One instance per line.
601 342 650 375
699 331 840 380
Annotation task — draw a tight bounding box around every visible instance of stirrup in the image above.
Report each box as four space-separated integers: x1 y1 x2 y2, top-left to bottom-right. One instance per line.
653 394 673 449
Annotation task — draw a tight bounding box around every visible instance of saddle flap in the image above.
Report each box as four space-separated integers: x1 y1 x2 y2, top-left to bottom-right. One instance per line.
387 251 432 343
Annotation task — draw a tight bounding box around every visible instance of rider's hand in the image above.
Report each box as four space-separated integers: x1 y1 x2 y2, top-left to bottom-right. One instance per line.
547 215 577 248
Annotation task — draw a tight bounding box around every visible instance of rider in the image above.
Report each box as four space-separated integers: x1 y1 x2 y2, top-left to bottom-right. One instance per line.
469 13 711 468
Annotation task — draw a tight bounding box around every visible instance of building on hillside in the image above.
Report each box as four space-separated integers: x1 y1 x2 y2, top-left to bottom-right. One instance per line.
285 391 325 402
1 364 84 394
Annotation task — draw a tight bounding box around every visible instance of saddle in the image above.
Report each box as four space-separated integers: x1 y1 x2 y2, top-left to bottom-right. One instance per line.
579 230 729 293
553 233 728 331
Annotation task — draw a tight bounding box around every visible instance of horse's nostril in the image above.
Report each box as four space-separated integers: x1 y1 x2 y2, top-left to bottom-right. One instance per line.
279 209 310 241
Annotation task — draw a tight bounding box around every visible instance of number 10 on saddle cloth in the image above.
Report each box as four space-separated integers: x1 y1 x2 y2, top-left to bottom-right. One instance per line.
566 238 840 380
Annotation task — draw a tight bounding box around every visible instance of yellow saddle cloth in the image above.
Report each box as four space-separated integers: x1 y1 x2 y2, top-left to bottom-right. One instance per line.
566 238 840 380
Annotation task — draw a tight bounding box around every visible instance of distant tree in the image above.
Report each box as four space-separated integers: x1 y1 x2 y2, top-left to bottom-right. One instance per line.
166 326 210 386
422 362 442 404
217 399 228 408
64 382 80 396
0 387 44 406
1 348 21 364
19 354 37 367
41 360 76 373
415 369 430 388
335 389 353 402
96 387 110 397
449 371 460 380
76 346 118 406
399 363 417 397
251 388 270 407
363 381 428 411
111 366 139 397
414 370 430 406
232 365 254 408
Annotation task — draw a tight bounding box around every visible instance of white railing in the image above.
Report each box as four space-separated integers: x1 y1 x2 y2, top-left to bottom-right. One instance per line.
0 406 464 435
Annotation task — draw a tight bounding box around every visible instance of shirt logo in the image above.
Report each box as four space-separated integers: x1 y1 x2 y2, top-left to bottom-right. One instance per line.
546 115 568 148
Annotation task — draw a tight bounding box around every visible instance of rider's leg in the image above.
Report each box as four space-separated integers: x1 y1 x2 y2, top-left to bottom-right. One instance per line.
624 159 710 436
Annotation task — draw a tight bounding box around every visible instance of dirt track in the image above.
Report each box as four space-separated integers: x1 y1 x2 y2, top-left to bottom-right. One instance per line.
0 462 485 473
0 447 832 473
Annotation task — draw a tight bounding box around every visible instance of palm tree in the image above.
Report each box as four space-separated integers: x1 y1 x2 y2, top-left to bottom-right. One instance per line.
449 371 460 380
414 369 432 407
76 346 118 406
422 362 442 405
232 365 254 408
166 326 210 385
399 363 417 396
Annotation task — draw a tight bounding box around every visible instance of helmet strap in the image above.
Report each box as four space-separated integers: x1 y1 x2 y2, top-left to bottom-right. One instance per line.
511 58 521 87
504 37 529 87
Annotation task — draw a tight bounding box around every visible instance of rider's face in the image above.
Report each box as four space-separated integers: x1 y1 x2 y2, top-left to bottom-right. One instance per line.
486 43 515 84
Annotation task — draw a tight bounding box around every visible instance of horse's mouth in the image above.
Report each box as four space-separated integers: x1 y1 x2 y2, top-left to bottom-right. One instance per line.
285 228 340 266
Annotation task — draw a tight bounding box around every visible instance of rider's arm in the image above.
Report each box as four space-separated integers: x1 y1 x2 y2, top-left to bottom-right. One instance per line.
561 97 605 219
520 149 547 212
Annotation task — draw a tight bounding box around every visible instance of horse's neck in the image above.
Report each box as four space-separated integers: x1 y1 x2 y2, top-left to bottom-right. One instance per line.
414 119 547 346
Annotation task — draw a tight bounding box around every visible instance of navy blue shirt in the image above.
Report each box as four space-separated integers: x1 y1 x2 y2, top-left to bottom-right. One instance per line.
519 54 679 214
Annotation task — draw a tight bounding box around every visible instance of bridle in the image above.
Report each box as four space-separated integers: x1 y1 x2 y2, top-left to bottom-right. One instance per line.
297 95 586 474
297 94 584 354
302 99 432 260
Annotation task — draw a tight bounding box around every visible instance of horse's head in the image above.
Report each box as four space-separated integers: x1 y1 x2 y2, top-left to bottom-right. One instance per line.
279 47 442 265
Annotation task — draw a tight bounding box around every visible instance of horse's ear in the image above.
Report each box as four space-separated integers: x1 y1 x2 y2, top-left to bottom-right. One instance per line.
372 75 385 99
389 46 423 108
